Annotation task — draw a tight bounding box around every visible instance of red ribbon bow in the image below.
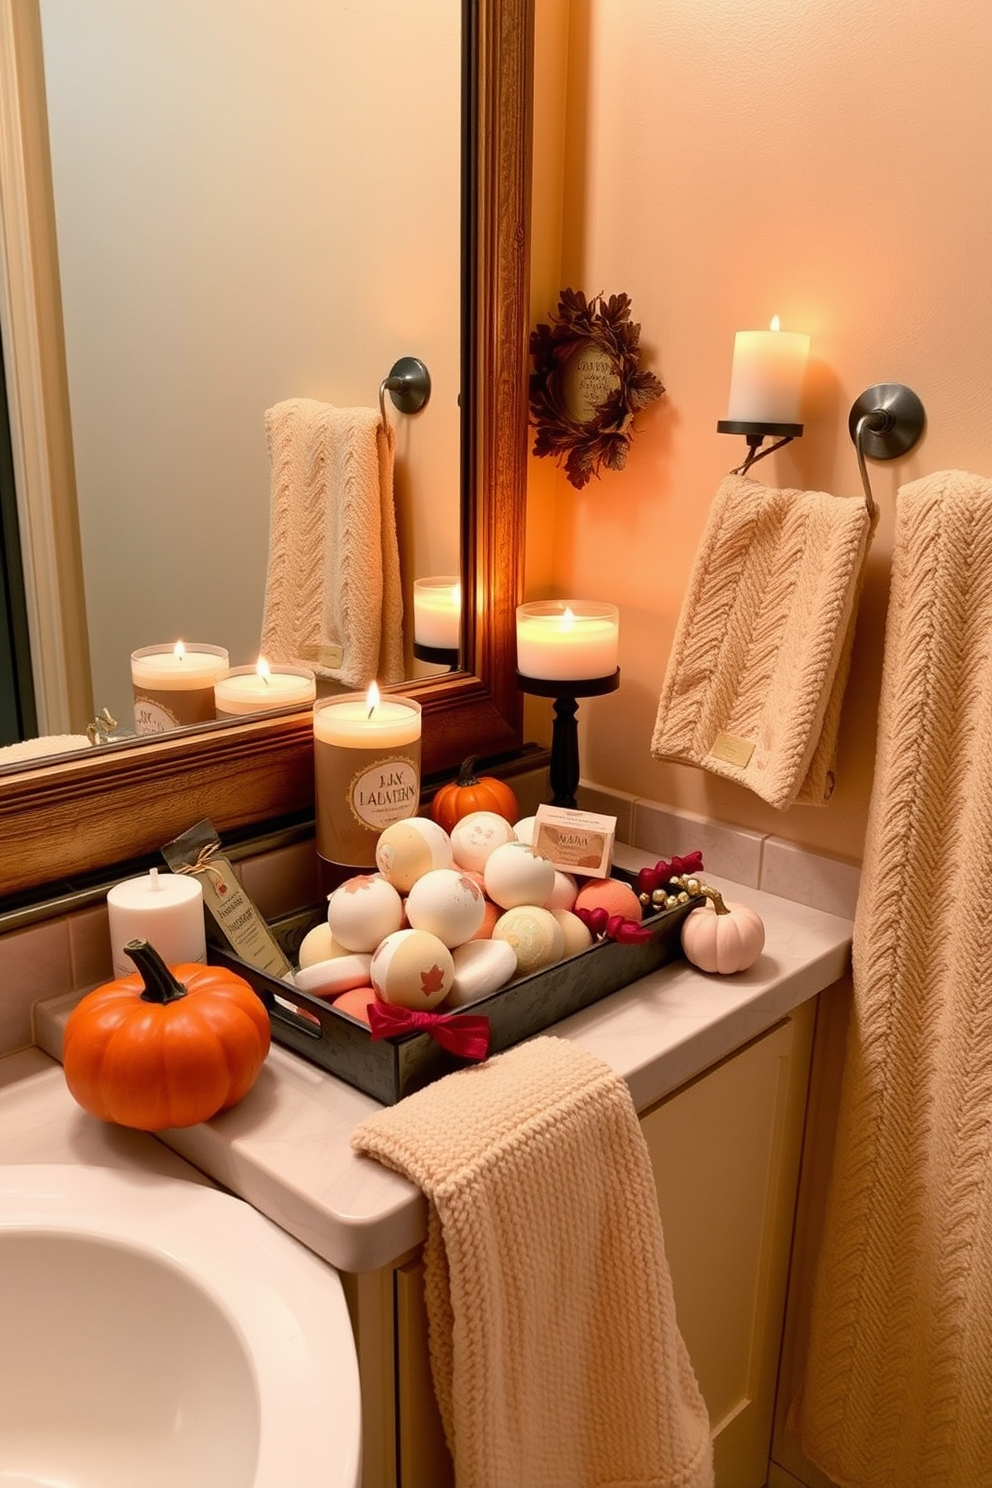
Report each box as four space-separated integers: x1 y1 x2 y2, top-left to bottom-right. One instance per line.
635 850 704 896
574 906 654 945
366 1000 491 1062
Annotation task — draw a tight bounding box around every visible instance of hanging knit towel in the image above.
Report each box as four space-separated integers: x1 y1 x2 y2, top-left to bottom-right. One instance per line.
651 472 875 809
260 397 405 689
352 1036 714 1488
794 470 992 1488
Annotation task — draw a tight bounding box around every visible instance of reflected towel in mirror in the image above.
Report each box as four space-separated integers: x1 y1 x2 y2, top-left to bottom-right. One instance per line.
261 398 405 689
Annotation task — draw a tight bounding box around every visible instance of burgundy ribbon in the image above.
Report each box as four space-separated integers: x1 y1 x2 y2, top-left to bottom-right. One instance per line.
367 1000 491 1061
574 906 654 945
635 850 704 896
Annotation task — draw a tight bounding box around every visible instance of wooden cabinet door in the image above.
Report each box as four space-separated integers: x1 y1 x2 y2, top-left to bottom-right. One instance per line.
640 1004 816 1488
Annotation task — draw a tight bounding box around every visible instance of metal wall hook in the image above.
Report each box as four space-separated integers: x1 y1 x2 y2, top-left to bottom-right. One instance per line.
379 356 431 425
848 383 926 521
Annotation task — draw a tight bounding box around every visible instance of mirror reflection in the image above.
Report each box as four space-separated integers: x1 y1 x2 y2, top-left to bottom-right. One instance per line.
1 0 464 764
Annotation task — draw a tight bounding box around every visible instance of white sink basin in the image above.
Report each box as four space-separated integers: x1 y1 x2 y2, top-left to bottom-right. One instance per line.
0 1164 361 1488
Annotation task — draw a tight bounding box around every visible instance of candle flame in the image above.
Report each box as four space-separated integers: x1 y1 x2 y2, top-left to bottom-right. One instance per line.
256 656 271 685
366 679 381 718
769 315 781 332
561 606 576 631
174 640 186 662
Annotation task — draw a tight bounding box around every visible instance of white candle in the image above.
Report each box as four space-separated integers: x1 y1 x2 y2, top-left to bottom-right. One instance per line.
725 316 810 426
313 687 422 748
413 577 462 650
131 641 230 690
106 868 206 979
214 659 316 717
516 601 619 682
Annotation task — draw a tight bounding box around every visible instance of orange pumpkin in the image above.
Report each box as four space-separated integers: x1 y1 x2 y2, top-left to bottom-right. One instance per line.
63 939 271 1132
430 756 519 831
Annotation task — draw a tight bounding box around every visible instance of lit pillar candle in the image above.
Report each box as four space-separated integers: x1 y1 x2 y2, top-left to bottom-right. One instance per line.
131 641 230 735
214 658 316 718
313 682 422 865
516 601 619 682
106 868 206 979
413 577 462 651
725 316 810 426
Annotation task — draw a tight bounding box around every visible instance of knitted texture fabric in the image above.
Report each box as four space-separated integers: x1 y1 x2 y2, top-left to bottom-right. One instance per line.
261 398 405 689
651 473 875 809
794 470 992 1487
352 1037 714 1488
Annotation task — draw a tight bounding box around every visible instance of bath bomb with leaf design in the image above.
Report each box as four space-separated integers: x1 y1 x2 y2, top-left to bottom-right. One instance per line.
483 839 556 910
370 928 454 1009
327 874 405 952
404 867 487 947
375 816 452 892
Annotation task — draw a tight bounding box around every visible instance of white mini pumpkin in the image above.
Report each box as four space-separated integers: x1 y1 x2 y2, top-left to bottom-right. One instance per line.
681 887 765 974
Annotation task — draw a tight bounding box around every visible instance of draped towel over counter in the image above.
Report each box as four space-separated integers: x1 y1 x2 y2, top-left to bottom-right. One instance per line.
795 470 992 1487
352 1036 714 1488
261 398 405 689
651 472 875 809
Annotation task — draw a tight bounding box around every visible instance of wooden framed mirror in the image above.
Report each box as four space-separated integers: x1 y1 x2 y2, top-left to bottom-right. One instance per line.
0 0 533 899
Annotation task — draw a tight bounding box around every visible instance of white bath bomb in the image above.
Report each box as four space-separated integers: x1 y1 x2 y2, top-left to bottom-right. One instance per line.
552 908 595 958
546 869 579 912
446 938 518 1006
294 953 373 998
492 905 565 976
404 868 487 947
483 840 556 910
375 817 452 892
513 815 537 845
298 921 348 968
370 928 454 1010
450 810 517 872
327 873 405 952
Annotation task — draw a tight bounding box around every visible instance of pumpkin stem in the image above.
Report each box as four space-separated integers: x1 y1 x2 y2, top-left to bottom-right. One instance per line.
699 885 730 915
457 755 480 787
125 939 189 1003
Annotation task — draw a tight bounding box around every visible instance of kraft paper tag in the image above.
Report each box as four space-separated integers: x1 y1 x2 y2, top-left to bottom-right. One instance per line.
299 642 344 670
710 731 756 768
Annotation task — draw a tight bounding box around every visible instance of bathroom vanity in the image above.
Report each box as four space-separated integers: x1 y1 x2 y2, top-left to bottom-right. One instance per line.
6 841 853 1488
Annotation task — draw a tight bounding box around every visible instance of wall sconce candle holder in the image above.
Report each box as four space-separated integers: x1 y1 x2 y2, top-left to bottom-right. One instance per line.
716 418 804 476
516 669 621 808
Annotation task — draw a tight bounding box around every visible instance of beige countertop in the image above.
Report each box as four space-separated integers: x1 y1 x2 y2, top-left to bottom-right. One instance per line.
15 849 853 1275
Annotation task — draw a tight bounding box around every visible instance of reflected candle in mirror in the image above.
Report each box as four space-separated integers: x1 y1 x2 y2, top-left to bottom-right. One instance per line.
516 601 619 682
131 642 230 735
413 576 462 650
314 684 421 866
106 867 206 979
725 316 810 426
214 659 316 718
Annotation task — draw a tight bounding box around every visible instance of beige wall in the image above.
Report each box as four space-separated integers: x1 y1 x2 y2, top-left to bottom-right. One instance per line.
528 0 992 864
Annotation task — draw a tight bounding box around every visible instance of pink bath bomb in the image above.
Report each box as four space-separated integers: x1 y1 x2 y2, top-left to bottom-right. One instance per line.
574 877 643 923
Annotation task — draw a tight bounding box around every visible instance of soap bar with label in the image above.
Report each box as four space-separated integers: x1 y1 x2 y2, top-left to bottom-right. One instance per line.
532 804 617 878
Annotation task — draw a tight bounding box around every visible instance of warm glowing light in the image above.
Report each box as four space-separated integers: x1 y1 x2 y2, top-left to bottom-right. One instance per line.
174 640 186 662
561 607 576 630
256 656 271 683
366 680 382 716
770 315 781 332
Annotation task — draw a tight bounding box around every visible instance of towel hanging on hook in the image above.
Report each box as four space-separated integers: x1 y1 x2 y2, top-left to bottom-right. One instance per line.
378 356 432 425
848 382 926 520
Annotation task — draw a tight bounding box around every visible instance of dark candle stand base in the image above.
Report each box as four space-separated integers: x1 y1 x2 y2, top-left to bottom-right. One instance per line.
412 641 459 670
516 669 620 807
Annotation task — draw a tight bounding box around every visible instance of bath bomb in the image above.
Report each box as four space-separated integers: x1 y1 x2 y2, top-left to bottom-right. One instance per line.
513 815 537 845
492 904 565 976
546 869 579 912
294 953 373 998
404 868 487 947
375 817 452 892
446 938 518 1006
297 921 348 968
331 985 378 1027
483 840 556 910
327 873 405 952
450 810 517 872
552 908 595 958
469 896 502 941
574 877 643 924
370 928 454 1009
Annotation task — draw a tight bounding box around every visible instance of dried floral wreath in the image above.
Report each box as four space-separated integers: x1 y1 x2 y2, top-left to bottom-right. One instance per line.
529 289 665 489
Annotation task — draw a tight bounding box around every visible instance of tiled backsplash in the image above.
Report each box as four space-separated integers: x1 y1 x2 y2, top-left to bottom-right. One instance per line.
0 773 860 1060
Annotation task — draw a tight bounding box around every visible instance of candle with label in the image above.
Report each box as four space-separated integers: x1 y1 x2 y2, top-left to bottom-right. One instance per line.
214 659 316 718
724 316 810 426
516 601 619 683
413 577 462 651
131 641 230 734
314 683 422 865
106 868 206 979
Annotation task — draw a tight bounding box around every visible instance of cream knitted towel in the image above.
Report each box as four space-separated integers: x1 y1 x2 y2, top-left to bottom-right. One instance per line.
260 398 405 688
651 473 875 809
352 1037 714 1488
794 470 992 1487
